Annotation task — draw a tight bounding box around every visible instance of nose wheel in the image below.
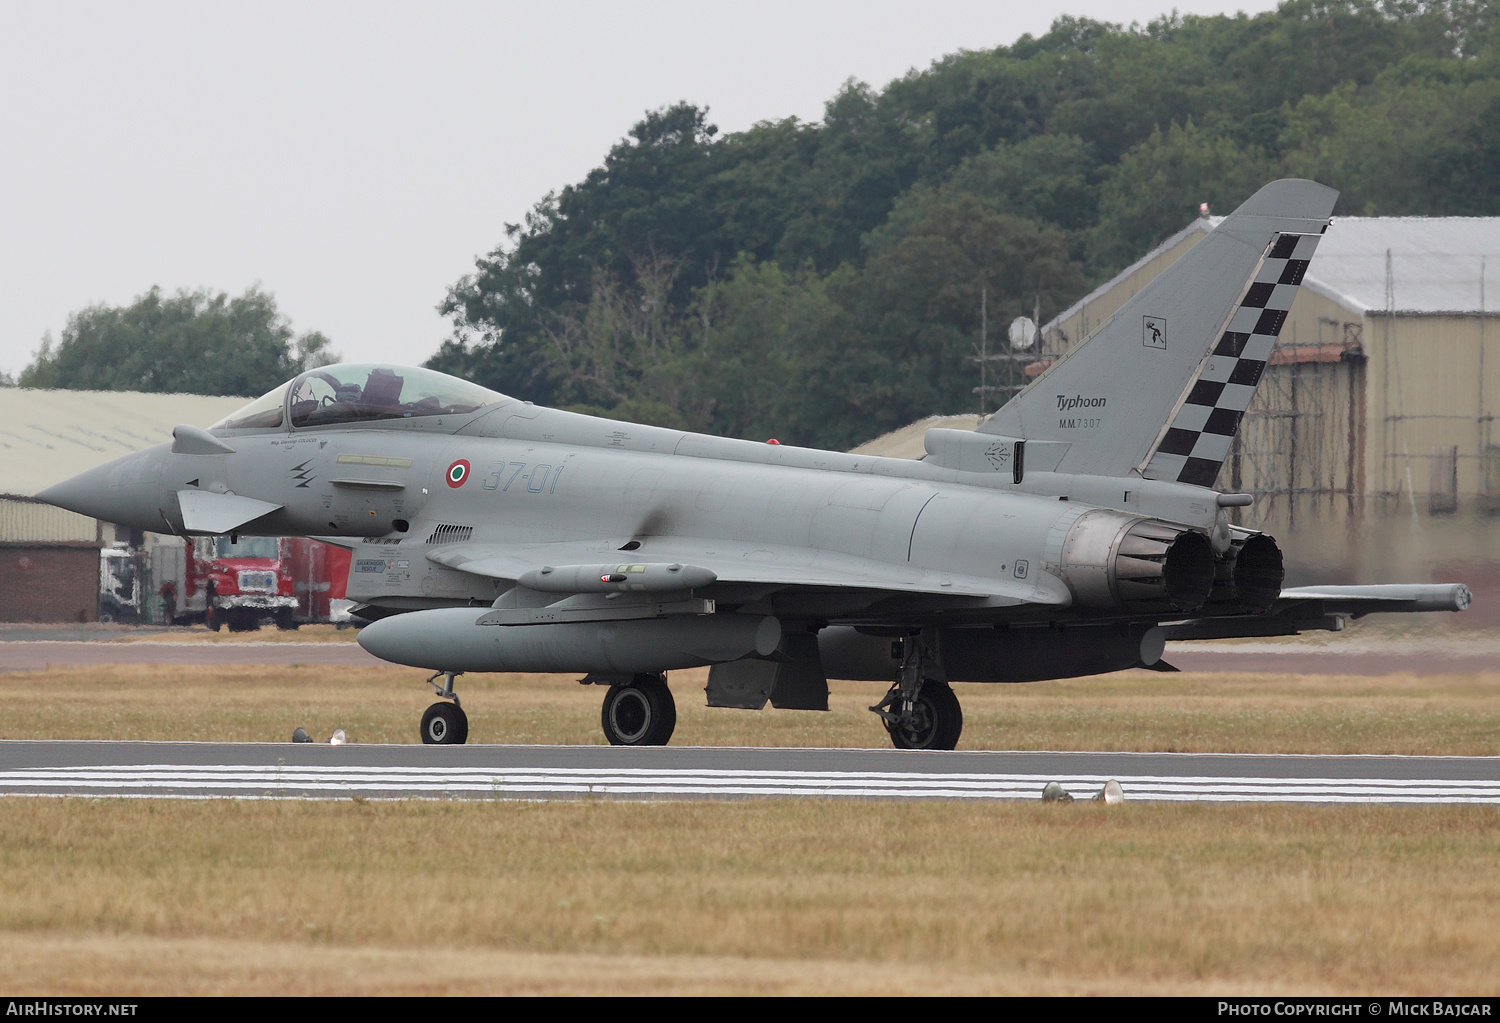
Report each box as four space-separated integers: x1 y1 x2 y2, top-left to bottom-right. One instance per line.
421 701 469 745
600 674 676 746
420 670 469 745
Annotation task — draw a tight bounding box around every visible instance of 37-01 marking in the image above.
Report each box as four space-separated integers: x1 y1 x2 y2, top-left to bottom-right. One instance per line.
481 461 564 494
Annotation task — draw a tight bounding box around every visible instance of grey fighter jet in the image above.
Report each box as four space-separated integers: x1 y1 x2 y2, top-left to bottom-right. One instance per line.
39 179 1470 749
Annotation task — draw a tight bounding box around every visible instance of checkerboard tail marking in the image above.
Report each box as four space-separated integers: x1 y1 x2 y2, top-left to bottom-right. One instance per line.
1142 232 1322 488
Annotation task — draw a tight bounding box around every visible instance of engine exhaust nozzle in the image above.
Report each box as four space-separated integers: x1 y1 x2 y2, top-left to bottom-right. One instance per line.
1060 511 1216 613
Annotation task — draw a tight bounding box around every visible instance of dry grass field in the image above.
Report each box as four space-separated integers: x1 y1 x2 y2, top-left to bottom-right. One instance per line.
1 641 1498 994
112 623 363 643
0 798 1497 994
2 660 1498 754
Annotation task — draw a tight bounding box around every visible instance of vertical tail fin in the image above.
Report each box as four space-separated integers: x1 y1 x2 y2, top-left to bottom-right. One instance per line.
979 179 1339 483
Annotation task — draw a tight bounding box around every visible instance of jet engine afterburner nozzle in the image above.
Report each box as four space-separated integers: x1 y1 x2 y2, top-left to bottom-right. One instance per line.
1231 533 1284 613
1204 531 1285 614
1123 519 1216 611
1059 511 1216 613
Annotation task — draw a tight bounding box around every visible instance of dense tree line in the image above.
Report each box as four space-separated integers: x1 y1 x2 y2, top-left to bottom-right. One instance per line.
433 1 1499 449
20 286 336 396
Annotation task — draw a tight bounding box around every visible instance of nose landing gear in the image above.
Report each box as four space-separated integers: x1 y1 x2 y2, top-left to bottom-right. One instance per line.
420 670 469 745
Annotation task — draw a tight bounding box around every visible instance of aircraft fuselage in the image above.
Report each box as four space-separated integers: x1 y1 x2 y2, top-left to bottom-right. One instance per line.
50 397 1238 633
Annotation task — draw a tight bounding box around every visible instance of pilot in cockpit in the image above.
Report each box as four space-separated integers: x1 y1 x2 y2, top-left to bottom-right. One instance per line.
214 362 507 432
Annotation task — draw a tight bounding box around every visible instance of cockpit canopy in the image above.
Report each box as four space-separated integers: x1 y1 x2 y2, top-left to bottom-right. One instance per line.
212 363 508 431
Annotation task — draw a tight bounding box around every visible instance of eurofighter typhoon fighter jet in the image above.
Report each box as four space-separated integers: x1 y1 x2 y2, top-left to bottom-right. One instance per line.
40 180 1470 749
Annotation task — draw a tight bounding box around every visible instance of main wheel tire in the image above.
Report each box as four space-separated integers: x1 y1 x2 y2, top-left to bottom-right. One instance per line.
885 680 963 751
420 702 469 745
600 674 676 746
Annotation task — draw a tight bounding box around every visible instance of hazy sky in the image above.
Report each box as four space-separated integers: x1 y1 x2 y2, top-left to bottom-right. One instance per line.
0 1 1283 383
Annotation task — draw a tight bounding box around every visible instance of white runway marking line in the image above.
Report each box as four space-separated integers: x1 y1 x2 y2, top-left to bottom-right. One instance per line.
2 765 1498 803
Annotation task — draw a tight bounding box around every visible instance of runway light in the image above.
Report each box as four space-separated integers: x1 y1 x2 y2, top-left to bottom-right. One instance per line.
1093 779 1125 804
1041 781 1074 803
292 727 313 743
329 729 347 745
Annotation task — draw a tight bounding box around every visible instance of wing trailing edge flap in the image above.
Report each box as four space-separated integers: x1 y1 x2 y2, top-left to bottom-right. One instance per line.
426 541 1066 606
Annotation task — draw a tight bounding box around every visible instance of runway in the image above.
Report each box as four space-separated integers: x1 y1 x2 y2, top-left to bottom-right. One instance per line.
2 741 1497 805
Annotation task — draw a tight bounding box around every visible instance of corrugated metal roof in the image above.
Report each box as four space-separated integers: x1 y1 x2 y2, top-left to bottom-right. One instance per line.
0 388 245 498
1307 217 1500 315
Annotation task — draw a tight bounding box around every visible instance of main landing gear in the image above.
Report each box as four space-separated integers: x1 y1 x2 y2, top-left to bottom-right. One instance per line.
420 670 469 745
599 673 676 746
411 655 961 750
870 634 963 751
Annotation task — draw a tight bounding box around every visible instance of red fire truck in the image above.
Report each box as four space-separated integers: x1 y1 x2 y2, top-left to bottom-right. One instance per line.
157 536 352 631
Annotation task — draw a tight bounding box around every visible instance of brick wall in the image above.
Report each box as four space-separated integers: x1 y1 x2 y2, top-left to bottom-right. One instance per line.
0 545 100 622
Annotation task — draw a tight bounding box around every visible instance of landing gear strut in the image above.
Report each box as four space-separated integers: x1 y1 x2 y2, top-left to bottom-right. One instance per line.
600 674 676 746
869 634 963 750
420 670 469 745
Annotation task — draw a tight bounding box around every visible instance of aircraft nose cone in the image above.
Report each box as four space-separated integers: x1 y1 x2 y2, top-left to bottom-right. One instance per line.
35 448 171 532
36 463 118 520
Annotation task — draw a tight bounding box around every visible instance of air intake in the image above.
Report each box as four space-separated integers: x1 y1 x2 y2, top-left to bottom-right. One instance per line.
425 524 473 544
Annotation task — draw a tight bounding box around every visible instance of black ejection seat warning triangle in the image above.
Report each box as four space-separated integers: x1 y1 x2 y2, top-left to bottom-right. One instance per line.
187 479 199 487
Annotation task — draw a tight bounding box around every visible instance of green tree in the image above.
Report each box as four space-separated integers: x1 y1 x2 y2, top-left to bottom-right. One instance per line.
20 286 336 396
941 134 1099 233
545 251 693 428
680 256 860 446
856 192 1083 428
1093 121 1274 269
1281 56 1500 215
